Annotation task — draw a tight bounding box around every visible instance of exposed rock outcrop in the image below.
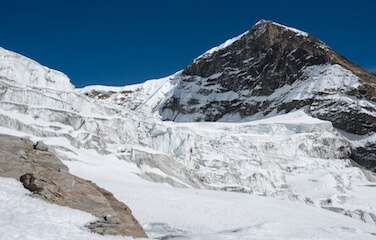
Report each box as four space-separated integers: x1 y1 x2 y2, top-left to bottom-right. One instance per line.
351 143 376 173
0 134 147 238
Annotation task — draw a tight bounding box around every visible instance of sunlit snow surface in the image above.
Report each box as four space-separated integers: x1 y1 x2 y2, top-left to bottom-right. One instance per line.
0 177 129 240
0 48 376 239
66 156 376 240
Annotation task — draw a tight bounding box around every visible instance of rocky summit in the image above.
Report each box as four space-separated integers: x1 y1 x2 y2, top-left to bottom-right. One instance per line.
160 20 376 172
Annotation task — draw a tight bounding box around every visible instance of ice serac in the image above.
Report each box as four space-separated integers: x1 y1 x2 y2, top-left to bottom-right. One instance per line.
0 47 74 91
160 20 376 171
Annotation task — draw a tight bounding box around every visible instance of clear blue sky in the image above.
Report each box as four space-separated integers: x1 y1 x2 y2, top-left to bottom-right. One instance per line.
1 0 375 87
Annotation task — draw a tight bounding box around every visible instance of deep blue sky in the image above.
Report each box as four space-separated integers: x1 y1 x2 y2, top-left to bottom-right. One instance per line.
0 0 375 87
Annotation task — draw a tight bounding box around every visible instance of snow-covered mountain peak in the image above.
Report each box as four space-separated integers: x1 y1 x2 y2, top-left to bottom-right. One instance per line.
160 20 376 174
253 19 309 37
195 19 313 62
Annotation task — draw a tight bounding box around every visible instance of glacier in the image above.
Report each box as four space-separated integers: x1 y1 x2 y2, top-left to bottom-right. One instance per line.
0 44 376 239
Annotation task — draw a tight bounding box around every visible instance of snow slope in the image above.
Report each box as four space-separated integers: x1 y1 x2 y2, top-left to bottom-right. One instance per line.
66 156 376 240
0 46 376 240
0 177 129 240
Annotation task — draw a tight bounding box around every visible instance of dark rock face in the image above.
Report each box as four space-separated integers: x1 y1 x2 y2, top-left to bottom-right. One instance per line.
160 20 376 172
0 134 147 238
184 22 328 94
351 143 376 172
309 100 376 135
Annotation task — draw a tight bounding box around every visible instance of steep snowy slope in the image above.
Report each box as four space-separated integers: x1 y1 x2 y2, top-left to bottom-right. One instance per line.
0 21 376 239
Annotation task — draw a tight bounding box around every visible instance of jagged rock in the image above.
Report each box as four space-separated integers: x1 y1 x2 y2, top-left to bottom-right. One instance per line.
0 134 147 238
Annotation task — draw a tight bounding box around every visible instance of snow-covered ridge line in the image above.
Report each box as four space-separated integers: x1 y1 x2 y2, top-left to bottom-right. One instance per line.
76 74 178 115
77 83 144 93
195 30 249 61
255 19 309 37
76 71 181 95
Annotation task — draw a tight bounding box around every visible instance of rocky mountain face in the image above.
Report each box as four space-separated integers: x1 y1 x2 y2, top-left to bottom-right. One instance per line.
160 20 376 172
0 134 146 238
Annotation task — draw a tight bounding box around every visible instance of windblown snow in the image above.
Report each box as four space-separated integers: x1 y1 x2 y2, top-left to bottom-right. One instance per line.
0 45 375 240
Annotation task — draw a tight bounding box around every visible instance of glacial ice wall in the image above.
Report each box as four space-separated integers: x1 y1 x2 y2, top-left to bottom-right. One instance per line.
0 47 375 225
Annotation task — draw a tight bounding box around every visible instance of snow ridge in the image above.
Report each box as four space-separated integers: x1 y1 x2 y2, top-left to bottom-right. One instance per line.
195 30 249 61
255 19 309 37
